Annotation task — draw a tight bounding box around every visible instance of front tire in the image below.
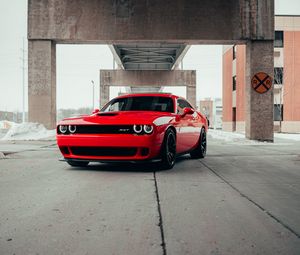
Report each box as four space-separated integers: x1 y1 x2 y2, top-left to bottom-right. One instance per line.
160 129 176 170
190 128 207 159
67 160 89 167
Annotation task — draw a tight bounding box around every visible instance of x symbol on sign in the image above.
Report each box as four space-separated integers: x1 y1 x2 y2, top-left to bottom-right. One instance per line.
254 75 270 90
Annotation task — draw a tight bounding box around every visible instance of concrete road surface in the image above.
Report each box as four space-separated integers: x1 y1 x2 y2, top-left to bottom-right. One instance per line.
0 136 300 255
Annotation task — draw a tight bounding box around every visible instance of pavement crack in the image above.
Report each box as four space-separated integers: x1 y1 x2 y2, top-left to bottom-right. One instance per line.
153 171 167 255
40 143 57 148
199 160 300 239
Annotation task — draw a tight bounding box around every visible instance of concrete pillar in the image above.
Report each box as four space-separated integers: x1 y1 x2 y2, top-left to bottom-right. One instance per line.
186 69 196 108
28 40 56 129
99 70 196 109
245 40 274 141
100 71 110 109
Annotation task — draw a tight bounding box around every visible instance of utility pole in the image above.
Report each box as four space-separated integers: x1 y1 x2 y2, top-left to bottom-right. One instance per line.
21 37 26 123
91 80 95 110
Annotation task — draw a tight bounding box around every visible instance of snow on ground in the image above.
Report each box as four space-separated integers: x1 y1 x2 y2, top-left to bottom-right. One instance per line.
208 129 262 145
275 133 300 141
0 121 55 141
208 129 300 144
0 120 299 143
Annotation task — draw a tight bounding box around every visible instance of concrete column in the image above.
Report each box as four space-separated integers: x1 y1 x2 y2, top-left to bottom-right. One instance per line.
99 70 196 109
186 86 196 108
28 40 56 129
245 40 274 141
100 71 110 109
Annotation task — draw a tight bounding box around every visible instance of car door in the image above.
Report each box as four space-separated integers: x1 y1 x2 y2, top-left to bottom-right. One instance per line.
175 98 198 153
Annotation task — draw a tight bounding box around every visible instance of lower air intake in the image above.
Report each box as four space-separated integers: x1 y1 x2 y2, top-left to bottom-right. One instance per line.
70 147 137 157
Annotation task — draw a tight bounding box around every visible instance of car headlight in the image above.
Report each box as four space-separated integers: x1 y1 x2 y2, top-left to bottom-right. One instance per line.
59 125 68 134
143 125 154 134
69 125 76 134
133 124 143 134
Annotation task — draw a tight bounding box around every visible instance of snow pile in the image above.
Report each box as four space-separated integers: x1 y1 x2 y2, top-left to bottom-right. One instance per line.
208 129 245 142
0 120 14 130
208 129 276 145
208 129 269 145
275 133 300 141
209 129 300 144
1 122 55 141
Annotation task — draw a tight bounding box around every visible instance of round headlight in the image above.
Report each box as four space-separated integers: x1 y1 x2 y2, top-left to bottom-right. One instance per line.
143 125 154 134
69 125 76 134
59 125 68 134
133 124 143 134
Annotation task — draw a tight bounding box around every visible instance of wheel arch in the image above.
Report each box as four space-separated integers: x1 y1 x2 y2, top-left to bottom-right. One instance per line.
166 125 176 138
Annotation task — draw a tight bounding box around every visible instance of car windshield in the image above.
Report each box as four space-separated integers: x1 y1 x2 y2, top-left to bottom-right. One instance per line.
101 96 174 113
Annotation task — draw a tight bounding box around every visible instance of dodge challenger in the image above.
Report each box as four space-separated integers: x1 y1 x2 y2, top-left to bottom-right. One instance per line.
56 93 208 169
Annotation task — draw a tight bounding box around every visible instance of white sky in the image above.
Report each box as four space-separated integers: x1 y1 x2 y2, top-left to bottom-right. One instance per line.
0 0 299 111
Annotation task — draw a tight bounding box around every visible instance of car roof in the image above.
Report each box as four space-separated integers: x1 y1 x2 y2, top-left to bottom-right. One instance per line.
116 93 179 99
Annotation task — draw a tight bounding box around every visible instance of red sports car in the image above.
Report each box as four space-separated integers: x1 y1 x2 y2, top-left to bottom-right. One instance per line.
56 93 208 169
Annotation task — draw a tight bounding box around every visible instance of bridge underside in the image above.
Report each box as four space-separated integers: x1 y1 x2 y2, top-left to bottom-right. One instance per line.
27 0 274 141
110 43 189 70
99 70 196 109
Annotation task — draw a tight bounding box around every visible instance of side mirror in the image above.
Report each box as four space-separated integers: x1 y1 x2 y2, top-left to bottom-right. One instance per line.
182 107 194 117
92 108 100 114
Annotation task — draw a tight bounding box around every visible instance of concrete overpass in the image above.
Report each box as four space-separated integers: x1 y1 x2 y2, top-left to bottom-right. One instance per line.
27 0 274 141
109 43 189 70
102 43 191 107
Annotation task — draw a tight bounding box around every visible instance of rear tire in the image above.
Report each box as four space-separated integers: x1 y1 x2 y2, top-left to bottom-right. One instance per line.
160 129 176 170
190 128 207 159
67 160 89 167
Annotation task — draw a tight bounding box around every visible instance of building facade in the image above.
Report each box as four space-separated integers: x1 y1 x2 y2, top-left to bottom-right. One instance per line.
222 15 300 133
200 98 222 129
0 111 23 123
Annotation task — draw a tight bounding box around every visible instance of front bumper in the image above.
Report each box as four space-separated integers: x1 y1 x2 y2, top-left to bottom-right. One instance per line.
56 133 163 161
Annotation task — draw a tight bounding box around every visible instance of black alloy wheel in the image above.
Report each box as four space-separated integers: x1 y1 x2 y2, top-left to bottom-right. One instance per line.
190 128 207 159
161 129 176 169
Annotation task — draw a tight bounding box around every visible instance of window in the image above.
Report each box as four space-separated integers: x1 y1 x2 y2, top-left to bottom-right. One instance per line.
232 107 236 131
232 76 237 91
274 67 283 84
233 45 237 60
274 104 283 121
177 99 193 114
102 96 174 113
275 31 284 48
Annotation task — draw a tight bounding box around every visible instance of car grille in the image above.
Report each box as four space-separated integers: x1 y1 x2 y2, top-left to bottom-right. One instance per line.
77 125 134 134
58 125 134 134
69 147 138 157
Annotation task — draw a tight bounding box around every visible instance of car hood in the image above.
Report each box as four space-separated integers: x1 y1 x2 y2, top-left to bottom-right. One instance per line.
58 111 175 126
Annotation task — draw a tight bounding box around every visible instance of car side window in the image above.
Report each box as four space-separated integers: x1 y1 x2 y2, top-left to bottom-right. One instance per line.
107 101 125 112
177 99 193 114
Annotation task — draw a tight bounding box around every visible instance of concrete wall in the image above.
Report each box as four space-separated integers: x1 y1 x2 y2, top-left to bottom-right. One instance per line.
222 122 234 132
200 100 213 126
282 121 300 133
275 16 300 31
28 0 274 43
100 70 196 108
245 40 274 141
28 40 56 129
